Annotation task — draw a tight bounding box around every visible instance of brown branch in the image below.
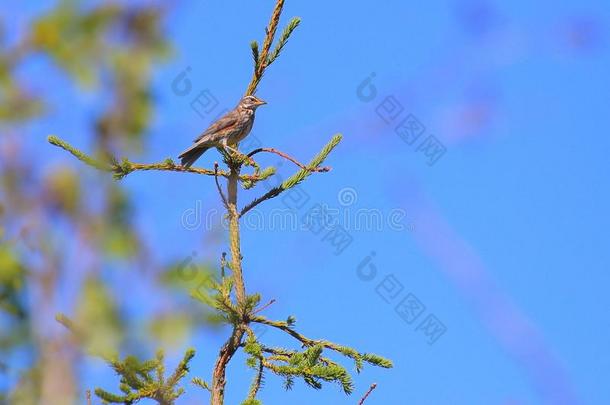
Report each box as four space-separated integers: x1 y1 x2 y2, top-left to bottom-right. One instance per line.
227 168 246 306
210 325 246 405
211 162 247 404
358 383 378 405
247 147 331 172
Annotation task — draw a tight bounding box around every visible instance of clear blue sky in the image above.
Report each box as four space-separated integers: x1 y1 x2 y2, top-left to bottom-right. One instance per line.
7 0 610 404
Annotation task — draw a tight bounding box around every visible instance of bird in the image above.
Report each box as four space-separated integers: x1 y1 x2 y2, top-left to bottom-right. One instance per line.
179 95 267 168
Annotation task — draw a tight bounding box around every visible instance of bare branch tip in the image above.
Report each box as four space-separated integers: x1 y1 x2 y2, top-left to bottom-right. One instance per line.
358 383 378 405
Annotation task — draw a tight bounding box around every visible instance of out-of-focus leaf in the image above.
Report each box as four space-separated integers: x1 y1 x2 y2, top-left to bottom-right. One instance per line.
1 0 173 398
160 258 217 293
43 166 81 216
8 363 41 405
99 186 139 259
74 277 123 359
0 85 44 122
102 227 139 259
106 185 131 226
0 244 23 288
149 313 192 348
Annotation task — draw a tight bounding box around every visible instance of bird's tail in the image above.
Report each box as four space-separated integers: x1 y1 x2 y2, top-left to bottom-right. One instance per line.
179 144 209 168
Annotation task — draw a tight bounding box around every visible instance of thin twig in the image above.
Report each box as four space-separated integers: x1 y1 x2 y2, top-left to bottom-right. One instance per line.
214 162 229 208
247 147 331 172
358 383 378 405
252 299 276 315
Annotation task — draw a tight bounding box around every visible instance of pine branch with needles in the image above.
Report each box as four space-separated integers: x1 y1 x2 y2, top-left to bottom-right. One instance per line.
51 1 392 404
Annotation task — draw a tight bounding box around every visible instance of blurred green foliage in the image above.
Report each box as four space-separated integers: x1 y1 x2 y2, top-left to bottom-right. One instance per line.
74 276 124 359
1 2 390 403
0 1 180 403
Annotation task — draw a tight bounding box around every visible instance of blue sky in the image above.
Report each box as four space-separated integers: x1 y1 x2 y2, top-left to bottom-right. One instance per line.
5 0 610 404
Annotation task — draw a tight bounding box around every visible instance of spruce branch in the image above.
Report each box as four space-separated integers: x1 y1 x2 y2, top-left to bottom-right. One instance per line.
240 134 342 216
168 349 196 388
241 165 276 190
267 17 301 65
260 354 354 394
192 377 211 392
245 0 300 96
156 350 166 386
240 316 389 397
94 349 195 404
57 313 196 404
250 41 260 71
191 275 239 324
244 357 265 404
48 135 113 171
242 399 263 405
259 0 285 65
251 315 393 371
47 135 274 182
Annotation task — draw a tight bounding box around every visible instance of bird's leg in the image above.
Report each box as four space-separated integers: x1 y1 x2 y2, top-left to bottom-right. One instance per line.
223 145 241 156
220 141 256 166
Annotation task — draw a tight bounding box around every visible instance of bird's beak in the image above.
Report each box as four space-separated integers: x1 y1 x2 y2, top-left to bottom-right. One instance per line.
256 99 267 106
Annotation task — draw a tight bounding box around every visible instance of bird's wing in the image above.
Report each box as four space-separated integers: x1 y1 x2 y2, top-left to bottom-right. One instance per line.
193 112 238 143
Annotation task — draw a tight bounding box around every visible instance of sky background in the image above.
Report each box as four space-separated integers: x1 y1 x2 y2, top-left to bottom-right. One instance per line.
4 0 610 404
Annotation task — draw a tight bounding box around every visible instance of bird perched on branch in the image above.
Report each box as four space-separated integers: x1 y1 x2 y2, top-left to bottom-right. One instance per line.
179 95 267 168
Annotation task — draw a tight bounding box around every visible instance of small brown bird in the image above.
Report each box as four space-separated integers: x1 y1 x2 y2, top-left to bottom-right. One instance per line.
179 95 267 167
